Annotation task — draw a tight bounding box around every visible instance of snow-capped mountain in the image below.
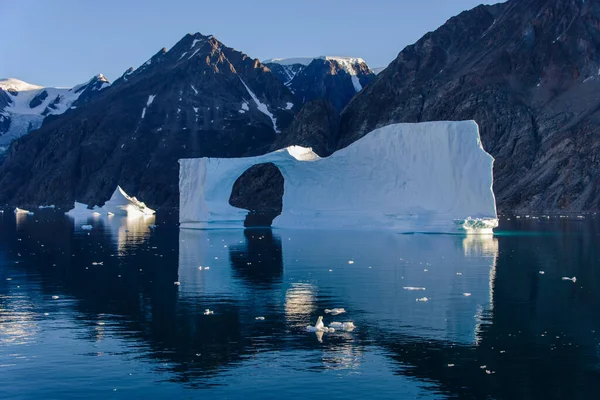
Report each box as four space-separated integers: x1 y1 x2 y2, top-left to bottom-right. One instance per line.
0 75 109 152
265 56 375 111
0 32 297 208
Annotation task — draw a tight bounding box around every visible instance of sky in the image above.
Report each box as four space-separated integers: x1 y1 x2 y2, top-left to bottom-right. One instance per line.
0 0 500 88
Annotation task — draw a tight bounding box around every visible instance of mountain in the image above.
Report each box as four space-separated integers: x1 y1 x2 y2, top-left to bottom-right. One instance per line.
262 57 313 86
0 75 109 153
265 56 376 111
0 33 297 208
336 0 600 212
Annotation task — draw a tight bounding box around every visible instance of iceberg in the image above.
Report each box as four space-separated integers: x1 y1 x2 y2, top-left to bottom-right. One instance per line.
178 121 498 234
65 186 155 218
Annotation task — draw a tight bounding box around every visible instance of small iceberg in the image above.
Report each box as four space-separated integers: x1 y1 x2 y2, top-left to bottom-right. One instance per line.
403 287 426 291
65 186 155 218
306 316 335 333
255 316 265 321
203 309 214 315
329 321 356 332
454 217 498 235
14 207 34 215
102 186 155 217
324 308 346 315
561 276 577 283
81 225 93 230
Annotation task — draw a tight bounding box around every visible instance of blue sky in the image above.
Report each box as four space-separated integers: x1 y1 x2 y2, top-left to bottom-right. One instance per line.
0 0 500 87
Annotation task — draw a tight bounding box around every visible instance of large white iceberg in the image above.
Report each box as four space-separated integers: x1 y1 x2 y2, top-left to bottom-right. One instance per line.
178 121 498 233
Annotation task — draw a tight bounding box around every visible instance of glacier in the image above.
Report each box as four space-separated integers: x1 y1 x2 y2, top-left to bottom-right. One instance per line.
178 121 498 234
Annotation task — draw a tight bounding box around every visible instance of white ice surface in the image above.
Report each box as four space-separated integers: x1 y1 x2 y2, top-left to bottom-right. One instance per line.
179 121 498 233
65 186 155 218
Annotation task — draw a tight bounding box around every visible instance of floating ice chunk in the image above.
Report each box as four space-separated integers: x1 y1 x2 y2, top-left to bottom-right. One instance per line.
348 260 355 264
81 225 93 230
255 316 265 321
539 271 545 275
329 321 356 331
447 364 455 367
285 102 293 110
203 309 214 315
455 217 498 234
174 281 181 286
562 276 577 283
52 295 59 299
416 297 429 302
463 293 472 297
403 287 426 291
14 208 31 214
324 308 346 315
38 205 55 209
92 262 103 266
306 316 334 332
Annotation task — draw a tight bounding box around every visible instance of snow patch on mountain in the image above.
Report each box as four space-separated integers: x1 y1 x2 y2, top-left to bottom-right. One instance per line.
263 57 315 66
179 121 498 233
238 78 279 133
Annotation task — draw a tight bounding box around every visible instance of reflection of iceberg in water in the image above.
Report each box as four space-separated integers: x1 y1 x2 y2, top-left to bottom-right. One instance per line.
462 235 498 345
102 215 156 252
65 209 155 252
279 230 499 345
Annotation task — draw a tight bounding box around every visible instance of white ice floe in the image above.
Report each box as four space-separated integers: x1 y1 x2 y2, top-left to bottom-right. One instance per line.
38 205 55 209
179 121 498 233
14 208 32 214
306 316 335 333
329 321 356 332
81 225 93 230
324 308 346 315
561 276 577 283
404 287 426 291
416 297 430 302
203 309 214 315
174 281 181 286
255 316 265 321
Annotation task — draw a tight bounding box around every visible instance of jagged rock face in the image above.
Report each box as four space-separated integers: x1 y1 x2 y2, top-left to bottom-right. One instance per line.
264 62 306 86
339 0 600 212
0 33 297 208
288 57 375 112
275 99 339 156
229 162 284 226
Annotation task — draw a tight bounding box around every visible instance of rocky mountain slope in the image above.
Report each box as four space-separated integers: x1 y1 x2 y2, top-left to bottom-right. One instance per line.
337 0 600 212
0 75 109 153
265 56 375 111
0 33 297 208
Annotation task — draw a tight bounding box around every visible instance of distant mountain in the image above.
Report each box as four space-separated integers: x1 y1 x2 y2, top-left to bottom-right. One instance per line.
334 0 600 212
0 33 297 208
265 56 376 111
0 75 109 152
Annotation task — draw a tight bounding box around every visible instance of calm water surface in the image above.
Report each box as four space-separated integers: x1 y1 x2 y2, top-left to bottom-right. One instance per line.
1 210 600 399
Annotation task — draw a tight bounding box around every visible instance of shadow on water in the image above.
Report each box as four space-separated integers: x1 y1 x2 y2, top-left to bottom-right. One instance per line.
1 211 600 398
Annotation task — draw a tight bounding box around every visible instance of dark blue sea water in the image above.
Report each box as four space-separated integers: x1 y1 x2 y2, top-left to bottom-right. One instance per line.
1 210 599 399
